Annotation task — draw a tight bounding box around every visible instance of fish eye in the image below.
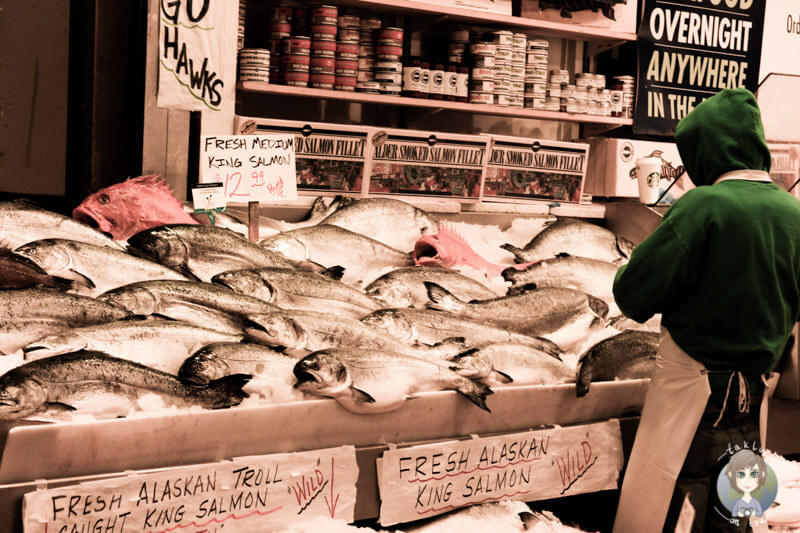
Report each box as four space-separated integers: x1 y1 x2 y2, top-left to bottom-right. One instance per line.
99 194 110 204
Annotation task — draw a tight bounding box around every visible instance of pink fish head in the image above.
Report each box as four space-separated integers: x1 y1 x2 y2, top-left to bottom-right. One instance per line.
413 222 507 278
72 175 198 241
413 224 462 269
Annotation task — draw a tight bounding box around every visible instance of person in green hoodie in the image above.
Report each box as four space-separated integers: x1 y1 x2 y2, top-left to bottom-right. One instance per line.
611 88 800 533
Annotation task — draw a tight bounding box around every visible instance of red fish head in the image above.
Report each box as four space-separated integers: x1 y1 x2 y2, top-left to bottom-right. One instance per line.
72 175 197 241
413 222 466 269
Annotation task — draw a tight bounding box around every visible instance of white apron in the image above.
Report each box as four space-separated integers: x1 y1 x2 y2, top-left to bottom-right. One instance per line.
613 329 777 533
613 328 711 533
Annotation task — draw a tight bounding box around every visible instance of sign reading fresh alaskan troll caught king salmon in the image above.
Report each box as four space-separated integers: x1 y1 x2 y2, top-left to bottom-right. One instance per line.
377 420 623 526
634 0 766 136
22 446 358 532
158 0 229 111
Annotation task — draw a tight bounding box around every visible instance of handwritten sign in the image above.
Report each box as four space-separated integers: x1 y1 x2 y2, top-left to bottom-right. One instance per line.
634 0 766 135
22 446 358 532
158 0 229 111
200 134 298 202
377 420 623 526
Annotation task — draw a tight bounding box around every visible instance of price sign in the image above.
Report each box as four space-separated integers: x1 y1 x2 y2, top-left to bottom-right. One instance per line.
23 446 359 532
200 135 298 202
377 420 624 526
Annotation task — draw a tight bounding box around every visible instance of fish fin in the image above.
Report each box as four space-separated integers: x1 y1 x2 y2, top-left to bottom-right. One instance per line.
493 370 514 384
424 282 465 313
44 402 77 412
586 294 610 319
555 252 572 258
51 277 78 292
506 282 538 297
436 221 472 248
516 283 539 294
454 377 493 412
177 265 203 281
68 269 96 289
320 265 345 280
350 386 376 404
295 259 329 273
434 337 469 349
202 373 252 408
500 243 527 263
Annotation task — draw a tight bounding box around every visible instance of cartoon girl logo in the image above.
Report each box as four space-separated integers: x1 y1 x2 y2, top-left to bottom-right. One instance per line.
716 449 778 521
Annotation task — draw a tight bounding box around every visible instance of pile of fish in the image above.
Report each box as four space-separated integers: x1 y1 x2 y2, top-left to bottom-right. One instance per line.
0 193 659 421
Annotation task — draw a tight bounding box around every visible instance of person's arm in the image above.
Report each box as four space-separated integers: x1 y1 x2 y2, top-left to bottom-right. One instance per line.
613 217 699 323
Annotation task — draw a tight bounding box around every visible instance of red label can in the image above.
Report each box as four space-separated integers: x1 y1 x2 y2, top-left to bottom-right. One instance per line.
311 5 338 25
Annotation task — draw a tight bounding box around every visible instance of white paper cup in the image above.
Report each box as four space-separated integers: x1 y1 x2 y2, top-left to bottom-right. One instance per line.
635 157 662 204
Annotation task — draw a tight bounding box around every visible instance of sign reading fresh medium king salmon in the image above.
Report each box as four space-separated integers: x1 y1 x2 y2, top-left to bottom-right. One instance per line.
377 420 623 526
200 134 298 202
22 446 358 532
158 0 230 111
634 0 766 136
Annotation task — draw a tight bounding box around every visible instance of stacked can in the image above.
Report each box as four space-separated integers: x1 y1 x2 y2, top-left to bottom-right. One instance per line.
612 75 635 118
280 36 311 87
509 33 526 108
267 5 293 83
292 7 309 36
549 69 570 112
490 31 512 107
524 39 549 110
448 30 470 64
237 0 246 51
308 6 337 89
375 27 403 95
334 11 359 91
238 48 270 82
469 42 495 105
356 17 381 92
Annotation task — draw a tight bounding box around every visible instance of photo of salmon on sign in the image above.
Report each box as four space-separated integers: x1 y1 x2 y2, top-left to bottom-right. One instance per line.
158 0 230 111
634 0 766 136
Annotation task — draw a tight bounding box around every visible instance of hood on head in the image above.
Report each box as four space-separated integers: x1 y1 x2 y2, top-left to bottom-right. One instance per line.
674 88 771 187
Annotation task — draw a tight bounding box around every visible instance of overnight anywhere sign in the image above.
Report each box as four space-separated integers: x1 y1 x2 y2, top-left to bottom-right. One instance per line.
634 0 766 135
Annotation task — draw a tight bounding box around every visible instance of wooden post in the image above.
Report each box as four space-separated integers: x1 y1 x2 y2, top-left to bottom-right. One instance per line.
248 201 260 242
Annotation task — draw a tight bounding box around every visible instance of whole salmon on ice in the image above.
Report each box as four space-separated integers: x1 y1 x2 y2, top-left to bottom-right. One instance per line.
72 175 199 242
413 222 530 278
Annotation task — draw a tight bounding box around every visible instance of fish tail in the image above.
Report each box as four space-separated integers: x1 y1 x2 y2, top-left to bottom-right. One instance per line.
424 282 465 313
321 265 345 280
202 373 252 408
586 294 610 319
500 243 527 263
454 376 493 412
500 266 522 284
575 373 591 397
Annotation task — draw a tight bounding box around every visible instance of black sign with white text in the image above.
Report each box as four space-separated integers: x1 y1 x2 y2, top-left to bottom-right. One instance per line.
634 0 766 136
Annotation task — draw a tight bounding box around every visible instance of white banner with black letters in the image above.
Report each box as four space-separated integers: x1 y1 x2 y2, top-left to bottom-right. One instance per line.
158 0 229 111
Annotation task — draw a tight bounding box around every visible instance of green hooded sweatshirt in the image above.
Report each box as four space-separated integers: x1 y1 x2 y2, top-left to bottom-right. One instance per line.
613 88 800 403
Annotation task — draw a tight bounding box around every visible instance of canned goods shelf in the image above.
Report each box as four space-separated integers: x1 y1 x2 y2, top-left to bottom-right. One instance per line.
316 0 636 42
238 81 635 126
